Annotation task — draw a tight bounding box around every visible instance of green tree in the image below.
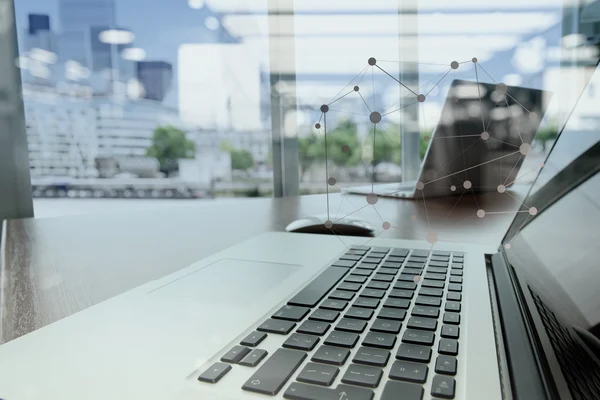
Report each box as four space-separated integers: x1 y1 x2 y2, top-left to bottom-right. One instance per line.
326 119 362 167
146 126 195 172
298 135 324 180
231 149 255 171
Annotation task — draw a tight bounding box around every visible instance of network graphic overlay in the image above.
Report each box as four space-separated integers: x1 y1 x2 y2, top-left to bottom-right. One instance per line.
312 56 545 250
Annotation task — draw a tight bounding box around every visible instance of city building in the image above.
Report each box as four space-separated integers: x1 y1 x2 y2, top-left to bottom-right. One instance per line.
136 61 173 102
26 14 56 54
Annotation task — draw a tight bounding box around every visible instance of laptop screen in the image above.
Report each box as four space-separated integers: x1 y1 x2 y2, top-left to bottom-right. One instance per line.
502 64 600 339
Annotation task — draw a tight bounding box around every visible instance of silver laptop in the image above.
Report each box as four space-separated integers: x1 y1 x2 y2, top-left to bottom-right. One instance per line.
0 75 598 400
347 79 549 199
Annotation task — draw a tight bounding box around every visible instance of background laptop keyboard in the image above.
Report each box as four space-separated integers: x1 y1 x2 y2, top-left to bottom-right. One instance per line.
198 246 465 399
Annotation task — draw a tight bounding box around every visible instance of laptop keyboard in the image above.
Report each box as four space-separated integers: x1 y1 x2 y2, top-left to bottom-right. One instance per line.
198 246 465 399
530 288 600 400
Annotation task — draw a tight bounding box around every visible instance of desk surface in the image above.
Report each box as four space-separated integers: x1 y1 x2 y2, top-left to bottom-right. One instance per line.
1 191 522 343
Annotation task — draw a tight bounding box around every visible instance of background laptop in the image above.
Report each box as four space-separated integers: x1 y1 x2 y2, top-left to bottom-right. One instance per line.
347 79 549 199
0 71 598 400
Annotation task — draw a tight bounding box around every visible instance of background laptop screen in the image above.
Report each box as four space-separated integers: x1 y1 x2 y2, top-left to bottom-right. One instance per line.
502 64 600 339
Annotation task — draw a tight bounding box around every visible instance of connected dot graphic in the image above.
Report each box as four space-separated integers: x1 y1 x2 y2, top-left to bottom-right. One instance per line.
311 54 543 248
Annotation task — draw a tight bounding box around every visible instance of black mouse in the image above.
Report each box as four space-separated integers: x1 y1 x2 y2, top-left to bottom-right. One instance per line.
285 214 374 237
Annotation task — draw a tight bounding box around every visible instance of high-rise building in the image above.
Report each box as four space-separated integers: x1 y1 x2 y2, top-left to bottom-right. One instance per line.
28 14 50 35
136 61 173 102
59 0 116 32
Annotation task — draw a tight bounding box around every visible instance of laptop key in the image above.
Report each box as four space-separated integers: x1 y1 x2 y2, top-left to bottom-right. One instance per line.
391 248 410 257
378 268 398 275
297 320 330 336
411 250 430 257
340 254 362 261
422 279 445 288
428 267 447 274
360 289 386 299
431 375 456 398
407 316 437 331
372 274 394 282
450 276 463 284
419 287 443 297
415 296 442 307
362 257 381 264
424 273 446 281
433 251 451 256
198 362 232 383
446 292 462 302
370 318 402 334
435 355 457 375
352 269 373 277
345 307 374 320
330 290 355 301
309 309 339 322
443 312 460 325
354 297 380 309
396 343 431 362
242 348 306 395
451 269 463 276
438 339 459 356
283 333 320 351
241 331 267 347
377 308 406 321
221 345 251 363
311 345 350 366
388 290 413 301
394 281 417 290
402 329 435 346
336 318 368 333
381 380 424 400
297 362 339 386
397 274 417 282
381 262 402 269
288 267 348 307
366 281 390 290
345 275 368 283
353 346 391 367
320 299 348 311
332 260 357 268
273 305 310 322
324 331 359 348
239 349 268 367
389 360 428 383
284 382 374 400
338 282 362 291
445 301 461 312
363 332 396 349
383 298 410 309
411 305 440 318
448 283 462 292
341 363 383 388
402 268 423 276
258 319 296 335
429 261 449 267
441 325 460 339
357 263 378 270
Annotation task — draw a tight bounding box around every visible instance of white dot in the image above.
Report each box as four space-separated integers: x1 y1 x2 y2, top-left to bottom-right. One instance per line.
382 221 391 230
450 185 456 192
416 181 425 190
472 57 478 63
463 180 472 189
411 215 417 221
412 275 422 283
481 131 490 140
504 243 511 249
450 61 459 69
366 193 378 204
477 209 486 218
497 184 506 193
426 232 438 244
529 207 538 216
324 220 333 229
529 112 538 121
519 143 531 155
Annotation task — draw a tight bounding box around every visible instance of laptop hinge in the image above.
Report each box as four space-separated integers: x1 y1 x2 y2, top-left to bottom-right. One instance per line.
489 251 550 400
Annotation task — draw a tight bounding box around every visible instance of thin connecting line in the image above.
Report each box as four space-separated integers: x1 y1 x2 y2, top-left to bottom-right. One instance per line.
333 203 370 223
327 65 368 104
504 97 524 143
372 66 376 111
382 101 418 116
425 68 451 96
504 166 541 186
445 190 466 220
508 214 530 244
434 134 481 139
486 210 531 215
318 113 323 124
503 189 530 210
424 151 520 185
383 67 450 114
329 89 354 106
327 109 369 117
471 187 480 209
505 92 532 113
488 137 520 148
477 63 497 83
375 65 418 96
372 123 377 192
329 227 350 249
474 64 487 132
421 189 431 229
371 204 385 223
377 60 450 66
503 154 522 185
324 113 329 220
357 92 372 112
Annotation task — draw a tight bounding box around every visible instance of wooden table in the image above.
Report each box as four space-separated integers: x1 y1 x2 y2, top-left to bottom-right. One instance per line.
0 190 522 343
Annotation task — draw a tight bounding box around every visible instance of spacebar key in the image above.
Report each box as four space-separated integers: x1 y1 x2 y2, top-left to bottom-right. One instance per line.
242 348 307 395
288 267 349 307
284 382 375 400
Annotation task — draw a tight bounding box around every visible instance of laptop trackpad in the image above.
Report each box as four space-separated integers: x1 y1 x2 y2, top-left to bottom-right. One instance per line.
148 258 302 306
